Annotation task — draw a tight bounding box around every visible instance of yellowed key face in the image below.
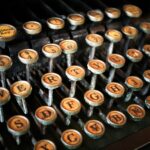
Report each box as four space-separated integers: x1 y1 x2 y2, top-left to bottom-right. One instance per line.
0 24 17 42
143 44 150 56
143 70 150 82
145 96 150 105
87 10 104 22
11 81 32 98
7 115 30 134
107 111 126 126
0 55 12 71
105 7 121 19
0 87 10 105
140 22 150 34
24 22 40 30
34 140 56 150
127 104 145 119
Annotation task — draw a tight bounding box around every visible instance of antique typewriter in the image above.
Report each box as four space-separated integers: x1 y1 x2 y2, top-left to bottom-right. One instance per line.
0 0 150 150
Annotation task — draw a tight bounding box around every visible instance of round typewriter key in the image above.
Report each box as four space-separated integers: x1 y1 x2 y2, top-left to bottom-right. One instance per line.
105 29 122 55
140 22 150 34
84 120 105 139
106 111 127 128
61 129 83 149
142 70 150 95
42 43 62 72
143 44 150 57
60 97 81 125
41 73 62 106
105 7 121 19
145 96 150 109
85 34 104 60
87 9 104 22
18 49 39 82
7 115 30 145
107 54 125 82
0 55 12 87
67 13 85 27
0 87 10 122
59 39 77 67
11 81 32 114
127 104 145 121
84 90 104 117
87 59 106 89
66 65 85 97
0 24 17 42
47 17 65 30
124 76 144 102
123 4 142 18
34 139 56 150
23 21 42 35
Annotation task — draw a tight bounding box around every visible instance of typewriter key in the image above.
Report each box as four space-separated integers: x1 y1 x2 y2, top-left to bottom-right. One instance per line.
0 55 12 87
140 22 150 34
127 104 145 121
0 87 10 122
47 17 65 30
60 97 81 125
0 24 17 42
11 81 32 114
34 139 56 150
84 120 105 139
145 96 150 109
84 90 104 117
105 29 122 55
67 13 85 27
66 66 85 97
107 54 125 82
126 49 143 76
61 129 83 149
106 110 127 128
7 115 30 145
18 49 39 82
124 76 144 102
142 70 150 95
105 7 121 19
35 106 57 134
85 34 104 60
42 43 62 72
59 39 77 67
106 82 125 109
23 21 42 35
41 73 62 106
87 59 106 89
87 9 104 22
123 4 142 18
143 44 150 57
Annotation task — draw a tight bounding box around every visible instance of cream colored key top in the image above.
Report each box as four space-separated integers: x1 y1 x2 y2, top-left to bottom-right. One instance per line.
34 139 56 150
18 49 39 82
142 70 150 95
143 44 150 57
23 21 42 35
105 7 121 19
7 115 30 145
61 129 83 149
11 81 32 114
140 22 150 34
0 24 17 42
42 43 62 72
87 9 104 22
107 54 125 83
87 59 106 89
59 39 77 67
85 34 104 60
0 55 12 87
105 29 122 55
47 17 65 30
66 65 85 97
0 87 10 122
60 97 81 125
41 72 62 106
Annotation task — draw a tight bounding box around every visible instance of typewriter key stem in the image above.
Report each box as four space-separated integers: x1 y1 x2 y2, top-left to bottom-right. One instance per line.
49 58 54 72
66 115 71 126
126 63 133 76
142 83 150 95
107 98 115 109
0 107 4 122
124 89 133 102
15 136 21 145
124 38 130 52
0 71 6 87
108 68 115 83
107 42 114 55
89 47 96 60
89 74 97 90
22 98 28 114
48 90 53 106
69 81 76 97
87 106 94 117
26 64 30 82
66 54 72 67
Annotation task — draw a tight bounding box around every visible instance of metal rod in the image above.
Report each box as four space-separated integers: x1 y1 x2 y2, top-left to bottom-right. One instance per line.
107 42 114 55
0 71 6 87
0 107 4 122
26 64 30 82
126 63 133 77
66 54 72 67
108 68 116 83
89 47 96 60
87 106 94 117
49 58 53 72
22 98 28 114
107 98 115 109
69 81 76 97
124 89 133 102
89 74 97 90
48 90 53 106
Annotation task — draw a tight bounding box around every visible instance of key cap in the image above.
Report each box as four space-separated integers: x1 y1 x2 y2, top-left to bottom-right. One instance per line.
145 96 150 109
42 43 62 72
7 115 30 145
60 97 81 125
65 65 85 97
10 80 32 114
105 7 121 19
41 72 62 106
142 70 150 95
61 129 83 149
18 49 39 82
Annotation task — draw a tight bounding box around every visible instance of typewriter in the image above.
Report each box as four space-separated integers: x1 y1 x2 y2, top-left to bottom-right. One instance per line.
0 0 150 150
